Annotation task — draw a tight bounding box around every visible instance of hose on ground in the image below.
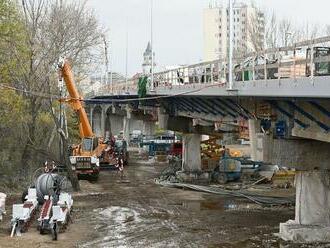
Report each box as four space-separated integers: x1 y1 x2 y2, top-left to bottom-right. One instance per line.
154 179 295 206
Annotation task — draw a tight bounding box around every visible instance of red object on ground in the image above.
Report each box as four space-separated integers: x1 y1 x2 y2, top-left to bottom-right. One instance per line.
170 143 183 156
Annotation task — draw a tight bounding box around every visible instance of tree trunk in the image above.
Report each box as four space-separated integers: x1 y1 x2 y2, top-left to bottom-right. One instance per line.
21 100 38 174
60 133 80 191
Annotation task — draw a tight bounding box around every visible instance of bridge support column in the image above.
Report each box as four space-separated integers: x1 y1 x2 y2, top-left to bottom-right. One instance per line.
89 106 94 130
101 107 106 137
248 119 261 161
110 115 124 137
158 107 169 130
143 121 155 136
123 116 131 142
182 134 201 172
279 170 330 243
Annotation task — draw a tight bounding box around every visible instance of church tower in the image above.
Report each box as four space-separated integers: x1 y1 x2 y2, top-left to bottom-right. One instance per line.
142 42 155 75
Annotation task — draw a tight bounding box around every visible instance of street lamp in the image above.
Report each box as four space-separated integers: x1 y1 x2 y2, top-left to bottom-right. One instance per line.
102 34 109 85
285 32 292 55
228 0 234 90
150 0 154 92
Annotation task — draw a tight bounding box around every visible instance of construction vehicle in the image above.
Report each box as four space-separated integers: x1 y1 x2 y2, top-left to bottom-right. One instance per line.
58 59 111 180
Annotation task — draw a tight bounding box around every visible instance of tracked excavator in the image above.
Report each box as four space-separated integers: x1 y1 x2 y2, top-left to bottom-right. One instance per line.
58 59 113 181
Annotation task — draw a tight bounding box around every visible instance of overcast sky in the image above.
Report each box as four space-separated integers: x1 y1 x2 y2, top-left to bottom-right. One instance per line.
87 0 330 76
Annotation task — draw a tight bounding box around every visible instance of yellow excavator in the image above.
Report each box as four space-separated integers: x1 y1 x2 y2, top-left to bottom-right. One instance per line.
58 59 110 180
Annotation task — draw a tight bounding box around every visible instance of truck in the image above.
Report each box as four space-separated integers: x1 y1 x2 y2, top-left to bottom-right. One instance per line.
58 59 109 181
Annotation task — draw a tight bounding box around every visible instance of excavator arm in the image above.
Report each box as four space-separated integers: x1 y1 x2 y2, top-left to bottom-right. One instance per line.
58 59 94 139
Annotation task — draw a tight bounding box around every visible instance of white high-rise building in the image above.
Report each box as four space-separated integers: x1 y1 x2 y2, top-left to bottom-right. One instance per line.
203 2 265 61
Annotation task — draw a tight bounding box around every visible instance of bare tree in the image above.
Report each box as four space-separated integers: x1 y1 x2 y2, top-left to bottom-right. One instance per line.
14 0 105 190
278 19 295 47
296 22 319 42
246 8 265 53
325 25 330 36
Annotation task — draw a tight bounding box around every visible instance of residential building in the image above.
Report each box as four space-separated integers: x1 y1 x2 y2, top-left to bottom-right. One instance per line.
203 2 265 61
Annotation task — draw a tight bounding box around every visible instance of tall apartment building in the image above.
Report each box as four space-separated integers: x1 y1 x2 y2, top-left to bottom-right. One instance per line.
203 2 265 61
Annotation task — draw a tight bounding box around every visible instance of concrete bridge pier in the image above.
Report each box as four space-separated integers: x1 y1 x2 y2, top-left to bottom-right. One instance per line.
122 115 144 142
279 170 330 243
248 118 330 243
182 134 202 172
143 121 156 136
248 119 261 161
123 116 131 142
176 133 210 183
109 115 124 137
91 105 105 137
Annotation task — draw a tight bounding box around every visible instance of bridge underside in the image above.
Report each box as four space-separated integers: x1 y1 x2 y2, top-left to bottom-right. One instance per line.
87 94 330 170
86 87 330 242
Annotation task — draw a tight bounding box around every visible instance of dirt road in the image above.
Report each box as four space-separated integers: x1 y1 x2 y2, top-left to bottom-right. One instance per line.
0 163 304 247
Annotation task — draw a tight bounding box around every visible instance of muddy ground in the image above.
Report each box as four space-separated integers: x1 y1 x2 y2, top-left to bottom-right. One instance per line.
0 162 325 248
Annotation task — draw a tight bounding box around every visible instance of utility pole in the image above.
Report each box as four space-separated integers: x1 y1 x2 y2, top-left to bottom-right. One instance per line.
58 77 64 158
228 0 234 90
285 32 292 55
150 0 154 92
125 25 128 93
103 35 109 84
109 41 113 86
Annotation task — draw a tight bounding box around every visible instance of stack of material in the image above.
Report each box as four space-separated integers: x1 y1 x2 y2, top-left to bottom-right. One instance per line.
272 169 296 188
238 120 249 140
128 148 148 163
155 151 168 162
278 56 306 78
201 138 222 171
201 138 243 171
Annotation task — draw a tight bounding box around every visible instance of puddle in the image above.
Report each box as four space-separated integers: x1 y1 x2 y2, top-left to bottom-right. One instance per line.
178 200 261 212
80 206 179 248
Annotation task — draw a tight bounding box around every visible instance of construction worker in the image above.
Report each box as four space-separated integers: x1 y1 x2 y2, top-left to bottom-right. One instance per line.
115 155 124 180
44 161 56 173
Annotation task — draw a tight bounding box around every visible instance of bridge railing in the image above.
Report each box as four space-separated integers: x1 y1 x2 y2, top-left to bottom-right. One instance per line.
94 35 330 96
94 78 138 97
